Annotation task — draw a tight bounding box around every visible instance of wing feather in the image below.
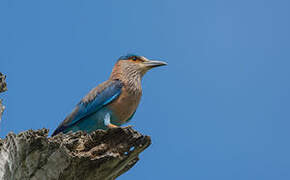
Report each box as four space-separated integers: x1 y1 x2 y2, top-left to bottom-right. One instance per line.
52 80 122 136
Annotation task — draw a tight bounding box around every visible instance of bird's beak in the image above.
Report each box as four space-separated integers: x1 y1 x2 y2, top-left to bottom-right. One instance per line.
143 60 168 68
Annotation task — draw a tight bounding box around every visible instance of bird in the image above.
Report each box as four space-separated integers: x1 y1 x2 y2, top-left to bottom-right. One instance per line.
52 54 167 136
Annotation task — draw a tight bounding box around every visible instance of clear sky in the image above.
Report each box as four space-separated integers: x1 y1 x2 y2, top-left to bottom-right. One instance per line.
1 0 290 179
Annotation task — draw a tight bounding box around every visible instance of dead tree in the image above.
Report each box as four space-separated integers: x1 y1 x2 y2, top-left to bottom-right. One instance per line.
0 127 151 180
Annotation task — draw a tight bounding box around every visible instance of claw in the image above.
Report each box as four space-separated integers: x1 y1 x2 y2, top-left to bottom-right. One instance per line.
107 123 118 128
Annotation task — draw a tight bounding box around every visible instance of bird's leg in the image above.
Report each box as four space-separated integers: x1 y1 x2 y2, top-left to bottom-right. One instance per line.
104 113 118 128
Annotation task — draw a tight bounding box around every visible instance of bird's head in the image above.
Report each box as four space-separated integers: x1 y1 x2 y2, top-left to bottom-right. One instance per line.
111 54 167 79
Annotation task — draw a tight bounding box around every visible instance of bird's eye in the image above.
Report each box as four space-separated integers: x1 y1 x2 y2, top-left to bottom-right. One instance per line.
132 56 137 61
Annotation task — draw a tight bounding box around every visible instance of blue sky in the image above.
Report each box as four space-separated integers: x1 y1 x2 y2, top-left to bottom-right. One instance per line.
1 0 290 179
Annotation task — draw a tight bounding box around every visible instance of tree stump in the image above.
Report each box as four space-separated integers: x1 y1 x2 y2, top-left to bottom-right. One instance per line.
0 127 151 180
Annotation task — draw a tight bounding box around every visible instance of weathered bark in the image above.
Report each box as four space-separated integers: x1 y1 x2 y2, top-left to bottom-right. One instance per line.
0 73 6 93
0 127 151 180
0 72 7 120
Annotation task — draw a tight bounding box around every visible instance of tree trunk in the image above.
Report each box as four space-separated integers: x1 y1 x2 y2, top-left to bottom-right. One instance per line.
0 127 151 180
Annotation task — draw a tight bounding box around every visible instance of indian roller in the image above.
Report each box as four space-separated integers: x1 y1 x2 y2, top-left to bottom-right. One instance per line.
52 54 167 136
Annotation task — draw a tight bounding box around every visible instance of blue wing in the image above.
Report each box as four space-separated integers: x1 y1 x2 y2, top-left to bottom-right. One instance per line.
52 80 123 136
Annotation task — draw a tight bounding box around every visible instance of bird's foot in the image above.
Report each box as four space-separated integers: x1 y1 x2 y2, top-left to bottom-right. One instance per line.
107 123 119 128
104 113 119 129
